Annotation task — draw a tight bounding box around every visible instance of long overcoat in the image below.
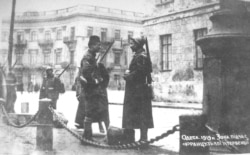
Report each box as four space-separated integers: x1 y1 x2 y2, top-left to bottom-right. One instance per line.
80 51 109 122
74 66 110 127
122 49 154 129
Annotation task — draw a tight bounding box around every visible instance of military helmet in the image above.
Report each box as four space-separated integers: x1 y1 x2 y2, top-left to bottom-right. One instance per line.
130 37 146 48
88 35 101 47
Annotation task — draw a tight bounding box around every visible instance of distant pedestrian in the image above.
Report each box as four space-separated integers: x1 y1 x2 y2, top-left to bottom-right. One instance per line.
122 37 154 143
27 81 33 93
39 66 65 109
18 82 24 94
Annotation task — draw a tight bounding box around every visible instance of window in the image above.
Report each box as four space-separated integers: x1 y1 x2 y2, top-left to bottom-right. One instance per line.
17 32 24 42
55 49 62 64
114 52 121 65
101 28 107 42
194 28 207 69
1 31 8 42
70 27 75 40
30 31 37 41
29 50 37 65
115 29 121 40
16 53 23 65
44 51 51 64
56 29 62 40
45 31 51 40
87 27 93 37
70 51 75 64
160 34 172 71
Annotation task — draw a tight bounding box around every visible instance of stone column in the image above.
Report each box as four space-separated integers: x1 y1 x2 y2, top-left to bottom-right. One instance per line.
36 99 53 151
197 0 250 153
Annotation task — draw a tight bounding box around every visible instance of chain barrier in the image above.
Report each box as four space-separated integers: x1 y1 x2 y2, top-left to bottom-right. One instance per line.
0 101 40 128
48 105 179 149
205 124 241 153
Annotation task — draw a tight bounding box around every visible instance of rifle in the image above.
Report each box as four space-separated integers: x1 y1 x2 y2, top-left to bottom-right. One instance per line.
96 40 115 64
57 64 70 78
145 37 153 84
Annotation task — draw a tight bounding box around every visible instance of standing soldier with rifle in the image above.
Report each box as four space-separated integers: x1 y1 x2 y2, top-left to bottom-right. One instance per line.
122 37 154 143
79 35 112 140
39 66 65 109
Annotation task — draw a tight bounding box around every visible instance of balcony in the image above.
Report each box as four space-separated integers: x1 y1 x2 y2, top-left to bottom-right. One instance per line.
100 37 114 45
63 37 77 52
14 40 27 49
38 39 54 49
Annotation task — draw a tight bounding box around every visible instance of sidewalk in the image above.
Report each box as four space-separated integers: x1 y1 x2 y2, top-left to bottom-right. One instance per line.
107 90 202 110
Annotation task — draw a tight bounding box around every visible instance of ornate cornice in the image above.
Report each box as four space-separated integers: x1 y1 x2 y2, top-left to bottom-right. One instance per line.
38 39 54 50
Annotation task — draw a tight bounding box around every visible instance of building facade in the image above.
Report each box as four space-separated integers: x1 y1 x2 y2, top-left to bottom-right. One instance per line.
143 0 221 102
0 4 144 91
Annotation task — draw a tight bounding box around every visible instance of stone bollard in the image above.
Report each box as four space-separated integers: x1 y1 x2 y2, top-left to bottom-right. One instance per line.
197 0 250 153
36 99 53 151
179 115 209 155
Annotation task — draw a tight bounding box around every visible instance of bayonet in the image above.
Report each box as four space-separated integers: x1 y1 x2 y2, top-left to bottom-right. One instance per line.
96 40 115 64
57 64 70 78
145 37 153 84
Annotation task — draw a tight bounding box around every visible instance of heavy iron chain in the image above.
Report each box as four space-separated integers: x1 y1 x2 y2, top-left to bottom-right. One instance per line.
0 102 40 128
48 105 180 150
205 124 241 153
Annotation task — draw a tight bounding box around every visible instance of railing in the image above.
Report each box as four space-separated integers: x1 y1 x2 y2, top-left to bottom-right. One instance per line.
14 40 27 47
15 4 144 19
63 36 76 43
38 39 53 45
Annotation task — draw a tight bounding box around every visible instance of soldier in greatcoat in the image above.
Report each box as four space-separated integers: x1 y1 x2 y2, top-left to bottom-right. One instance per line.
75 64 110 133
79 35 110 140
122 37 154 142
39 67 65 109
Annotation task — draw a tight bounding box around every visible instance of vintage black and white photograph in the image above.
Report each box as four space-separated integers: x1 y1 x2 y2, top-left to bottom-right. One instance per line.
0 0 250 154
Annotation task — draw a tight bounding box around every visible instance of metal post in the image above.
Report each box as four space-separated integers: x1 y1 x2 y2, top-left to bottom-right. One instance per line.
36 99 53 151
8 0 16 71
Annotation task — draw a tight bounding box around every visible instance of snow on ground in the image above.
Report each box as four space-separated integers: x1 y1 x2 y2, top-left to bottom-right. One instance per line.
13 90 202 152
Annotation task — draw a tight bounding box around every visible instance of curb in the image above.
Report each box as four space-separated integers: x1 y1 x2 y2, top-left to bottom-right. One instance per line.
109 102 202 110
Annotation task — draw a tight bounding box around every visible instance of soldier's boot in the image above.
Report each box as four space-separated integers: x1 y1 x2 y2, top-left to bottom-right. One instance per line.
123 129 135 144
139 128 149 149
82 117 93 140
139 128 148 142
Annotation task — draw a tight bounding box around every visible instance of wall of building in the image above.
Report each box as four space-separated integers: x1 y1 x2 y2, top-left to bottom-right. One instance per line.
144 0 221 102
0 4 144 91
